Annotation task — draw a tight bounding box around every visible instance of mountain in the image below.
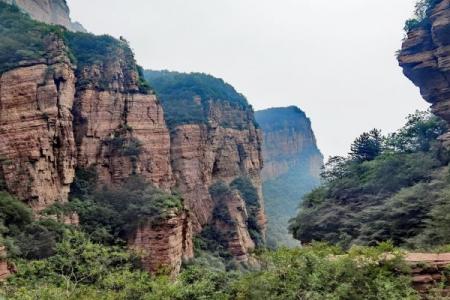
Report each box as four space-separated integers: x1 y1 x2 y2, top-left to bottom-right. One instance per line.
255 107 323 247
0 0 85 31
145 70 266 261
0 2 265 277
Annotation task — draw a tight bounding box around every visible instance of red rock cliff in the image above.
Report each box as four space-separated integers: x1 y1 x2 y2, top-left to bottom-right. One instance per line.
0 28 185 274
170 101 266 263
0 36 76 211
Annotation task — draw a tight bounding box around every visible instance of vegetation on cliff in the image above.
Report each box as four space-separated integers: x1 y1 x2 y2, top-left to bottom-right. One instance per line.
290 111 450 249
0 2 60 73
144 70 253 129
404 0 440 32
0 2 150 93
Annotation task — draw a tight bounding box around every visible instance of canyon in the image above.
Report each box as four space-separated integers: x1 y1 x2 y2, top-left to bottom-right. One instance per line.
0 1 264 276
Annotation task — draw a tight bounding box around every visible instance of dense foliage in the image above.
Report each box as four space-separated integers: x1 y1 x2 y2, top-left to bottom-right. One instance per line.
144 70 251 129
0 192 66 260
1 235 419 300
290 111 450 249
67 175 183 245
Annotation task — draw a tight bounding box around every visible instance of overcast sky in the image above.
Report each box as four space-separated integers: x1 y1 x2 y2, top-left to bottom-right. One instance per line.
67 0 428 158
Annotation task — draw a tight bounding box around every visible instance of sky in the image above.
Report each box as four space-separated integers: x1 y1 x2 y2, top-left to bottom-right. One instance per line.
67 0 428 158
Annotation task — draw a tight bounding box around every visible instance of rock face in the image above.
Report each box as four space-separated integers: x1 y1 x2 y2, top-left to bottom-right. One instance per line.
170 103 265 262
0 247 11 281
406 253 450 297
0 11 182 273
0 0 85 31
255 107 322 247
129 211 194 277
399 0 450 144
146 71 266 262
0 36 76 211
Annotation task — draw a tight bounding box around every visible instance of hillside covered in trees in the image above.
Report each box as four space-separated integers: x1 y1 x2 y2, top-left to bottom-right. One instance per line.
290 111 450 249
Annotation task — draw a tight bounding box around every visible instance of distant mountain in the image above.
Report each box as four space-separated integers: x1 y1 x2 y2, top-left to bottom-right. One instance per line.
256 106 323 247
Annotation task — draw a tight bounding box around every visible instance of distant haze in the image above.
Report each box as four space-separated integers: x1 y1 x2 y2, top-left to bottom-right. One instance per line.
67 0 428 158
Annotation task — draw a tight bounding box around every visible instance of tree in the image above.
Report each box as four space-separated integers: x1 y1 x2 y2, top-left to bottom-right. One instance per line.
349 129 383 162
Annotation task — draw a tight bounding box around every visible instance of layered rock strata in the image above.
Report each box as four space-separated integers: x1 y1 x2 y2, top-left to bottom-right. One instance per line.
0 36 76 211
406 253 450 297
0 31 182 273
170 102 266 262
399 0 450 144
129 211 194 277
255 106 322 247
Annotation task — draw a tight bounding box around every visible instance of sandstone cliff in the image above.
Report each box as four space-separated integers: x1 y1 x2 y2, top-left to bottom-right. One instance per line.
399 0 450 142
0 1 266 273
255 106 322 248
0 0 85 31
0 3 189 274
146 70 266 262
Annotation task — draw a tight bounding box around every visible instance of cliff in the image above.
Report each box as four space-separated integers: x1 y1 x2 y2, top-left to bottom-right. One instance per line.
0 2 266 274
146 70 266 262
255 107 323 247
0 0 85 32
0 2 189 275
256 106 323 181
398 0 450 142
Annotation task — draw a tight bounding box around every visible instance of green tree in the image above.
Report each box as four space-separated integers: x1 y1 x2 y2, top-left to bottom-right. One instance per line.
349 129 383 162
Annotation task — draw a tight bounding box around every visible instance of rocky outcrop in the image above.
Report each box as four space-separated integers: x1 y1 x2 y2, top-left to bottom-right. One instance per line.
399 0 450 144
406 253 450 297
212 190 256 261
0 0 85 31
129 211 194 277
170 103 266 262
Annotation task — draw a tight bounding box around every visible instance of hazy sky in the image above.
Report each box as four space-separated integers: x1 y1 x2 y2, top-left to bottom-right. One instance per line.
68 0 428 158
